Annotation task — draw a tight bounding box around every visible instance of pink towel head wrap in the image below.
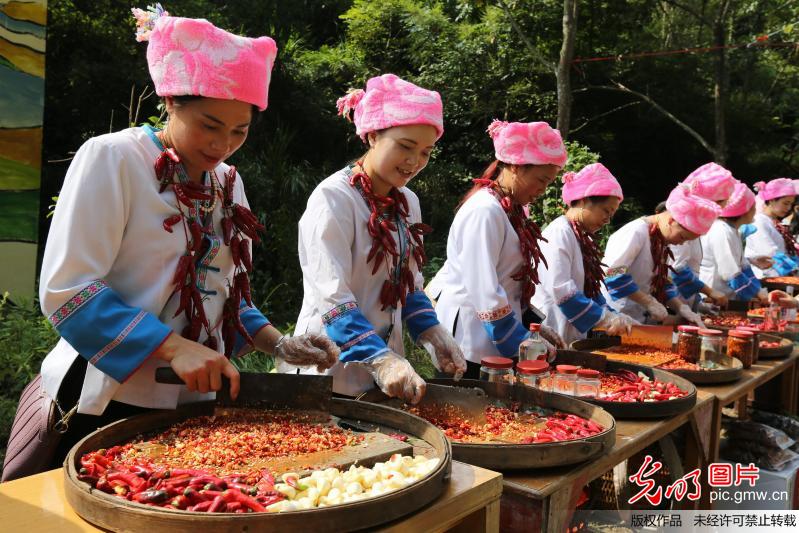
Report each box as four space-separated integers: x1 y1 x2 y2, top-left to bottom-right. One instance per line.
683 162 736 202
134 6 277 110
487 120 568 168
754 178 797 202
336 74 444 141
561 163 624 205
665 184 722 236
720 181 756 218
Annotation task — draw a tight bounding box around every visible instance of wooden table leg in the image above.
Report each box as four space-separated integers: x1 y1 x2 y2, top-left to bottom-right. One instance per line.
699 397 724 509
449 498 500 533
544 485 576 533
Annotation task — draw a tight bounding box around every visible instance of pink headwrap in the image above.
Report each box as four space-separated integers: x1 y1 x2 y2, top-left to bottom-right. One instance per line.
754 178 796 202
487 120 568 168
336 74 444 141
561 163 624 205
720 181 756 218
135 7 277 110
683 162 736 202
665 184 722 236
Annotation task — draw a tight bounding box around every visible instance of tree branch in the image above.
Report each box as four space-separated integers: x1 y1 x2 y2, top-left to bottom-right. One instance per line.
576 82 714 155
497 0 557 73
660 0 712 25
569 101 641 134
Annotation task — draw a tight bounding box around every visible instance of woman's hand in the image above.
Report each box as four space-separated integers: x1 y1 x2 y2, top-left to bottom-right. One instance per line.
154 333 241 400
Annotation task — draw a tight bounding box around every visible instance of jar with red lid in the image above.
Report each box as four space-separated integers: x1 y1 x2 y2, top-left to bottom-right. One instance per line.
727 330 754 369
553 364 578 396
698 328 724 369
736 326 761 364
676 325 701 363
479 356 515 384
575 368 601 398
516 360 551 391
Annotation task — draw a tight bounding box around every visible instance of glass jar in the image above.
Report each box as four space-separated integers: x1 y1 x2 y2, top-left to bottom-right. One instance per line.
727 330 754 369
516 360 551 391
676 325 701 363
518 324 548 361
479 356 515 384
575 368 601 398
698 328 724 369
737 326 761 364
552 365 578 396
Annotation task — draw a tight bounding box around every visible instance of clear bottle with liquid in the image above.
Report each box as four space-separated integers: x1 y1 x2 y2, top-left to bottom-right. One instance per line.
518 323 548 362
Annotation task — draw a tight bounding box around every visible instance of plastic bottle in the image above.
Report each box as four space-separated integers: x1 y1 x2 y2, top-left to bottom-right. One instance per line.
518 324 548 362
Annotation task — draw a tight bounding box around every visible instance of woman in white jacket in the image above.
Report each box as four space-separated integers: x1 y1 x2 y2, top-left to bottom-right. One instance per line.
283 74 466 402
700 182 766 303
533 163 637 345
745 178 798 278
429 120 568 377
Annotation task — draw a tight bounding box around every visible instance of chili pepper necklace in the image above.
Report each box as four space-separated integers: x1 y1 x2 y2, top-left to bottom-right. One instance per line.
154 132 265 357
648 221 674 304
773 218 799 255
472 178 547 302
348 163 432 310
567 216 605 299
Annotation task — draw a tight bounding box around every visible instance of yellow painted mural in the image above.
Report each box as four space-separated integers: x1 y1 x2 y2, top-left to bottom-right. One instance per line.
0 0 46 300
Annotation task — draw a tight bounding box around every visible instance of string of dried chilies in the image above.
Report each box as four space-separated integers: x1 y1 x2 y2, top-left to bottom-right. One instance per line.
349 164 432 310
473 178 547 302
774 220 799 256
569 218 606 299
155 146 265 358
648 223 675 304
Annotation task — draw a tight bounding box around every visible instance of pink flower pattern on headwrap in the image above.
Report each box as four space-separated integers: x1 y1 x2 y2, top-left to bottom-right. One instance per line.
143 15 277 110
666 184 722 236
683 162 736 202
720 181 756 218
487 120 568 167
754 178 796 202
561 163 624 205
336 74 444 140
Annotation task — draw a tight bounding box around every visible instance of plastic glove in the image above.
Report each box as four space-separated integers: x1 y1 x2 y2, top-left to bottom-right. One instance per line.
771 290 799 309
751 256 774 270
362 351 426 404
275 333 340 372
757 289 769 306
417 325 467 380
595 309 639 336
697 301 720 316
677 304 706 328
539 325 566 350
705 289 729 309
637 293 669 322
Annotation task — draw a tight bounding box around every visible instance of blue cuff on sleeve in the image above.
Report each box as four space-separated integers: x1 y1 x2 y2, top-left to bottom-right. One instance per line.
664 282 679 302
605 273 639 300
48 280 172 383
323 302 389 362
558 292 605 334
740 224 757 240
478 306 529 357
728 271 760 301
774 252 799 276
233 299 271 356
401 290 440 341
672 266 706 299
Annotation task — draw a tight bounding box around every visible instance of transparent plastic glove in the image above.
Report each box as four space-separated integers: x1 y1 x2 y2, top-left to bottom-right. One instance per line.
678 304 706 328
596 309 639 336
706 289 729 309
697 301 720 316
634 293 669 322
275 333 340 372
539 325 566 350
771 290 799 309
757 288 769 306
362 351 426 404
751 256 774 270
417 325 467 380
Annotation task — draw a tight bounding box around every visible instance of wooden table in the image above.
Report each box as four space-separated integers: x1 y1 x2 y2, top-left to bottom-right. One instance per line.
695 349 799 507
500 391 715 533
0 461 502 533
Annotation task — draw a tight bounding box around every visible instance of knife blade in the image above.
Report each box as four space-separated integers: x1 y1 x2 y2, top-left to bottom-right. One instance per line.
155 367 333 412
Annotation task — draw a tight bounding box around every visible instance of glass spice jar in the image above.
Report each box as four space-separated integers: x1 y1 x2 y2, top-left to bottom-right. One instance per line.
553 365 579 396
698 328 724 369
676 325 701 363
575 368 601 398
727 330 754 369
736 326 761 364
516 360 551 391
479 356 515 384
